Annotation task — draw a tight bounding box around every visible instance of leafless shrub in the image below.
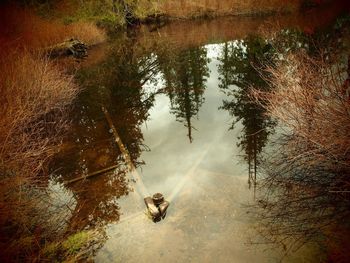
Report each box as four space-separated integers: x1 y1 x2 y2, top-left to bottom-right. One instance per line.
0 50 78 173
250 50 350 256
0 49 79 261
0 5 108 260
254 52 350 166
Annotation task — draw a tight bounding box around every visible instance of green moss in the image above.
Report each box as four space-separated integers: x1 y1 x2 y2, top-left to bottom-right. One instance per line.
62 231 90 255
40 231 91 262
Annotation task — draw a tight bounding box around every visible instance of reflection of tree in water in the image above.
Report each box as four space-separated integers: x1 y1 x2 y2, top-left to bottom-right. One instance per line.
51 35 160 231
159 47 210 142
218 37 275 189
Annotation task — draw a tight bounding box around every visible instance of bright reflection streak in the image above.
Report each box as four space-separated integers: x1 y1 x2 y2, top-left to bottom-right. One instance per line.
168 144 211 203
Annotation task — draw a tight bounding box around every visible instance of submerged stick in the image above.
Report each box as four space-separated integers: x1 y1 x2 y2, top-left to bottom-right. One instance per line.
102 106 149 197
64 164 119 185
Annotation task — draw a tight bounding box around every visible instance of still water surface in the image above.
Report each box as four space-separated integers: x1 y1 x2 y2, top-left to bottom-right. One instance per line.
50 6 345 262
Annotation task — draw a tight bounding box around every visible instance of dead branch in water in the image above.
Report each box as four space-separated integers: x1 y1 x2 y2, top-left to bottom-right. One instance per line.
64 165 120 185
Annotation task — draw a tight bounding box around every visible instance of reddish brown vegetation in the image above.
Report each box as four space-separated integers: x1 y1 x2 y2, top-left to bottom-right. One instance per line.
0 50 79 175
0 4 105 261
0 49 79 261
158 0 303 18
0 4 106 51
254 52 350 170
251 49 350 258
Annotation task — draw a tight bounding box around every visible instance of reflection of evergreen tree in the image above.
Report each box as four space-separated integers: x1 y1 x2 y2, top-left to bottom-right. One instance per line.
218 36 275 188
104 37 159 158
52 34 161 230
75 35 159 170
159 47 210 142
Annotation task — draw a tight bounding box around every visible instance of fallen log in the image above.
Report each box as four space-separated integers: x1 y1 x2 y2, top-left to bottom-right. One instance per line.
64 164 119 185
44 38 88 59
102 106 149 197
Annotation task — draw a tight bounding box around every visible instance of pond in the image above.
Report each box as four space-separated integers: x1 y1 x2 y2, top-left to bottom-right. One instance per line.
50 4 346 262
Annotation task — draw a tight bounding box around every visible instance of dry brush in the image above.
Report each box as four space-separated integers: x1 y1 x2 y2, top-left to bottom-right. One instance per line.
250 49 350 257
0 49 79 261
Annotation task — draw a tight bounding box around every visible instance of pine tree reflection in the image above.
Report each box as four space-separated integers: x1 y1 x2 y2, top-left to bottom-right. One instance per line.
51 35 160 231
159 47 210 142
218 36 275 190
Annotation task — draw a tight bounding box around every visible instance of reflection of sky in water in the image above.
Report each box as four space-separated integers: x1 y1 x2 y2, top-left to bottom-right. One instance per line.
136 43 244 197
95 43 318 262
